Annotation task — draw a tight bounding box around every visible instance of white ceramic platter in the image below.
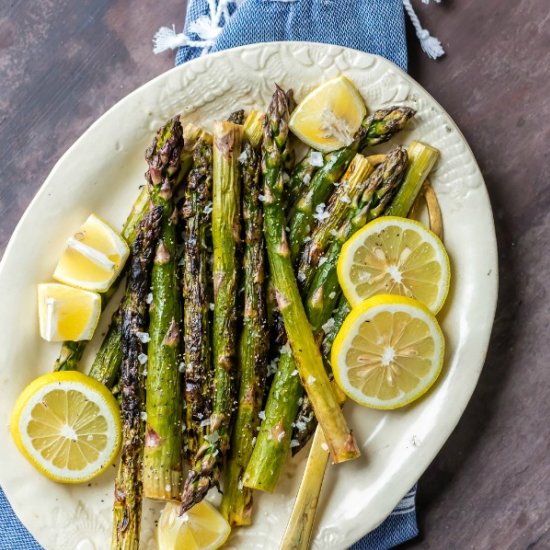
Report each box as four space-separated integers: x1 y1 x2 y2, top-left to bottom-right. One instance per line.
0 42 498 549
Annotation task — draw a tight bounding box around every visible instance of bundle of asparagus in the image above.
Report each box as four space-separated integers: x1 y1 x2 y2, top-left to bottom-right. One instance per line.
47 78 436 548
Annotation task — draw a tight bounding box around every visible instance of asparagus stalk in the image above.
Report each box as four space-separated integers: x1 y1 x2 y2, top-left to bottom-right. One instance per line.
88 305 123 388
182 138 213 461
55 126 204 374
296 155 374 291
288 150 320 198
243 347 303 492
142 118 184 501
180 121 243 513
385 141 440 217
221 113 268 525
279 427 330 550
292 298 351 454
288 107 415 258
252 86 359 464
112 205 163 550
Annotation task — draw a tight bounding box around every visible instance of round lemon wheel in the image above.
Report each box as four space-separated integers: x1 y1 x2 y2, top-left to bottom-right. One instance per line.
158 501 231 550
338 216 451 314
37 283 101 342
53 213 129 293
331 295 445 409
10 371 121 483
289 75 367 153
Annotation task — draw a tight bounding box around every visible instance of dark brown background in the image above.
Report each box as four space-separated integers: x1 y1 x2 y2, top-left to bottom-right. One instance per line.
1 1 549 548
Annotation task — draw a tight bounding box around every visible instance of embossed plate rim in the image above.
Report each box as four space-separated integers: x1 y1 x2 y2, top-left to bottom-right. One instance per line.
0 42 498 550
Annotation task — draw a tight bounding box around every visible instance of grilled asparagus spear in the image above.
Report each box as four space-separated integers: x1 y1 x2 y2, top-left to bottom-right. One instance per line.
250 86 359 467
111 205 163 550
142 118 184 501
182 138 213 461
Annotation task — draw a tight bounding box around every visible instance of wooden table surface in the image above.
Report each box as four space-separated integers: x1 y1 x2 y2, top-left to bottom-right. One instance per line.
1 1 549 548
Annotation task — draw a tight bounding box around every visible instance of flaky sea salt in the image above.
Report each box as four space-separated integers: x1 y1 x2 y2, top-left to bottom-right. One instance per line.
310 152 324 167
322 318 335 334
307 375 316 385
136 331 150 343
138 353 148 365
146 293 153 305
140 411 148 421
290 439 300 448
319 257 327 266
340 193 351 204
238 149 249 163
313 202 330 222
291 369 299 376
258 410 266 420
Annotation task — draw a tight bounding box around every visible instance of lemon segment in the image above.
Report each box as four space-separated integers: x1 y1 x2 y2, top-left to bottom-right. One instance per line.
338 216 450 314
289 76 367 153
9 371 121 483
158 501 231 550
53 214 129 292
332 295 445 409
37 283 101 342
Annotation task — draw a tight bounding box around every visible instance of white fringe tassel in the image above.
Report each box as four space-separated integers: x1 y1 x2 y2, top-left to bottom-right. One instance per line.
153 0 230 54
402 0 445 60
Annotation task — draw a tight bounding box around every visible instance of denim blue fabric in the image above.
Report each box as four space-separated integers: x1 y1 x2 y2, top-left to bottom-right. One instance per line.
176 0 408 70
0 2 417 548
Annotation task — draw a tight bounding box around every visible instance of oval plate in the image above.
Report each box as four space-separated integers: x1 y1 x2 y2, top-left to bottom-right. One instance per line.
0 42 497 550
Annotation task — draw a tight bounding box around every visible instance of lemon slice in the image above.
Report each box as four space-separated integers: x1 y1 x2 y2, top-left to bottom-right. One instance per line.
332 295 445 409
158 501 231 550
10 371 121 483
53 214 129 292
289 75 367 153
37 283 101 342
338 216 450 314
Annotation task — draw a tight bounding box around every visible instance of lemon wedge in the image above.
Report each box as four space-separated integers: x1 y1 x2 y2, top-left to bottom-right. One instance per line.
37 283 101 342
289 75 367 153
331 295 445 409
158 501 231 550
53 214 129 292
338 216 450 314
10 371 121 483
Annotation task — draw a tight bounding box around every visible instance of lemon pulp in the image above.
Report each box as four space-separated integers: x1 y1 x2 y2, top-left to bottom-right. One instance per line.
338 216 450 314
331 295 445 409
10 371 121 483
